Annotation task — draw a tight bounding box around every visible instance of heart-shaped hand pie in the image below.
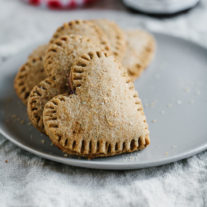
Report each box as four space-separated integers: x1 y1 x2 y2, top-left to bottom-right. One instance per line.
91 19 126 61
123 29 155 80
49 20 110 58
14 44 48 104
27 35 102 132
27 76 67 132
43 51 150 158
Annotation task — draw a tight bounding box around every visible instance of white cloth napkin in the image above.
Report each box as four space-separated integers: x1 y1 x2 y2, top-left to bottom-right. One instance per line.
0 0 207 206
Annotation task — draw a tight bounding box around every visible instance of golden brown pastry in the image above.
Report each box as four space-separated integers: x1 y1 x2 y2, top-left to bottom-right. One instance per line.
43 51 150 158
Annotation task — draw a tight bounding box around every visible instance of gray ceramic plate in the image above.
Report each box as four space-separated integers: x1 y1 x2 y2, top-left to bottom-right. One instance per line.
0 32 207 170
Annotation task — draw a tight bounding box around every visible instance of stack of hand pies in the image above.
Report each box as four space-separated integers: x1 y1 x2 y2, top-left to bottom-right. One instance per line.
14 19 155 159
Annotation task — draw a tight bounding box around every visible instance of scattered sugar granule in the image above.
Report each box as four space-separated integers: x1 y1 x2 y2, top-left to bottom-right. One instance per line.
64 154 68 157
189 99 195 104
123 154 136 162
167 103 173 108
177 100 182 105
151 119 157 123
184 87 190 93
144 103 149 107
149 101 157 108
171 145 177 149
155 74 160 79
196 90 201 95
160 110 165 115
5 160 8 163
165 152 169 156
128 155 135 161
41 139 45 144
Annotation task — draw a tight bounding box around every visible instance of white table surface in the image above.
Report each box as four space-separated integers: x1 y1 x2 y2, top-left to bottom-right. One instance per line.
0 0 207 206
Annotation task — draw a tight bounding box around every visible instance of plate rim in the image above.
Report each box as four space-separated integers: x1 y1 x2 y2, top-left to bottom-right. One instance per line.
1 127 207 170
1 31 207 170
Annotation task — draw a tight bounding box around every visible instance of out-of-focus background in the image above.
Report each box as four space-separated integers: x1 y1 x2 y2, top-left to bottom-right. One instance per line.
1 0 207 61
1 0 207 206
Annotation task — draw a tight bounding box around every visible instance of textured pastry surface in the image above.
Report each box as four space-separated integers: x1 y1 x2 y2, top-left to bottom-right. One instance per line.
27 76 68 133
43 51 150 158
44 34 101 77
122 29 155 80
28 44 48 60
92 19 126 61
14 44 48 104
28 35 101 132
49 20 110 59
